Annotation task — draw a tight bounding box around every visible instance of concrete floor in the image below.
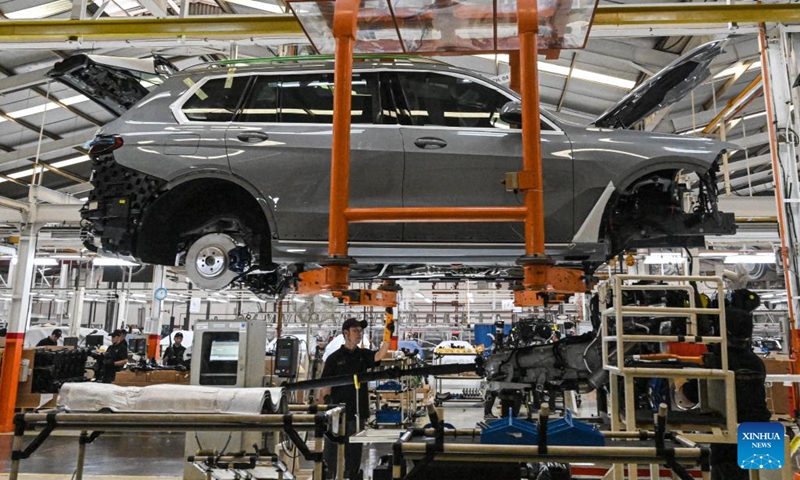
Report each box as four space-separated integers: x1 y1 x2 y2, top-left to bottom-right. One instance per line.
0 397 600 480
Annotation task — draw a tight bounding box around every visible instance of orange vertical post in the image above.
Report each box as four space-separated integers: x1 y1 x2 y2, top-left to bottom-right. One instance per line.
329 0 359 259
759 24 800 414
147 334 161 360
303 0 363 292
0 333 24 428
759 25 796 327
516 0 548 291
0 226 38 431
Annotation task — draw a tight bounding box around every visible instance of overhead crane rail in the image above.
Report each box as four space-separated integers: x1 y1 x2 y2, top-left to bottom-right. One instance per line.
0 4 797 44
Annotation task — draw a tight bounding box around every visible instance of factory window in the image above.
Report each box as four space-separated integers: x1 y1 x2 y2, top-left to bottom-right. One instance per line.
181 76 249 122
277 72 378 124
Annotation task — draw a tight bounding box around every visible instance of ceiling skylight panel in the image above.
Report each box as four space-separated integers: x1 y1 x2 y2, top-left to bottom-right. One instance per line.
5 0 72 19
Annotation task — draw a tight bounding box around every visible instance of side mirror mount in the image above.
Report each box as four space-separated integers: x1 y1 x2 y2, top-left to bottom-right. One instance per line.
500 101 522 127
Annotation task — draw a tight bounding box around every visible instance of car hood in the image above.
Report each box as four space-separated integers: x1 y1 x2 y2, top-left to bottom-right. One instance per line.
593 39 728 129
47 54 177 116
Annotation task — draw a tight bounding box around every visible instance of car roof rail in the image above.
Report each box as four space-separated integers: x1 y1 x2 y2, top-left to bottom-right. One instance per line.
184 54 450 71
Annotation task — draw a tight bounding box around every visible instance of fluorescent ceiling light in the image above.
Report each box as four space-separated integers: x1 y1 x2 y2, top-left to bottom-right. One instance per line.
224 0 284 13
93 258 139 266
697 251 730 258
50 155 91 168
724 253 775 264
475 54 635 90
4 0 72 18
0 95 89 122
679 125 708 136
51 156 91 168
8 165 44 180
643 252 683 264
714 61 761 80
33 258 58 266
0 156 91 185
726 111 768 130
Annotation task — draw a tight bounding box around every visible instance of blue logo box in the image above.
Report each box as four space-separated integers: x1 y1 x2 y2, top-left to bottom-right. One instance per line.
738 422 784 470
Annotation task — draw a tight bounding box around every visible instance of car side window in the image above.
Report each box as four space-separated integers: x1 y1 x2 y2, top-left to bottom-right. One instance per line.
391 72 510 129
182 76 250 122
278 72 378 124
390 72 556 131
239 75 279 122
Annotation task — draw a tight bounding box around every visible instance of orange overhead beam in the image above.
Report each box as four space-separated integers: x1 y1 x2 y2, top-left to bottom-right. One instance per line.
345 207 527 223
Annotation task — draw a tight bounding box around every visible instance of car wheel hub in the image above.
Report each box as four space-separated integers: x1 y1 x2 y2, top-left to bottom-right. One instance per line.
196 246 227 277
186 233 239 290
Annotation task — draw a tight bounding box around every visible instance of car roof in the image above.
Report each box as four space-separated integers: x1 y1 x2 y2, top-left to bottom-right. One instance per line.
185 55 452 73
181 56 516 91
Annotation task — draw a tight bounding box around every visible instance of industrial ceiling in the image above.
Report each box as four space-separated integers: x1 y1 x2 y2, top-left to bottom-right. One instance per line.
0 0 792 206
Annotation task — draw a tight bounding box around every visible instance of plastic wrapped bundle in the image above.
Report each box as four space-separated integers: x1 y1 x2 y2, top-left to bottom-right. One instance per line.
58 383 286 414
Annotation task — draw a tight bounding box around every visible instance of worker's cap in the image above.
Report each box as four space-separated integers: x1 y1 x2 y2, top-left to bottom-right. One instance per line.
111 329 126 337
342 318 368 331
173 332 183 339
51 329 62 338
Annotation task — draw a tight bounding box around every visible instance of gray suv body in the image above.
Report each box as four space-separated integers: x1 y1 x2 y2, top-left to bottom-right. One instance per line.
50 44 735 291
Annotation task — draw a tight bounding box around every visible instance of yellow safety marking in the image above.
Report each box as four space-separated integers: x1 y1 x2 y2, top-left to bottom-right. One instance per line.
224 68 236 89
791 435 800 454
353 374 360 390
184 78 207 100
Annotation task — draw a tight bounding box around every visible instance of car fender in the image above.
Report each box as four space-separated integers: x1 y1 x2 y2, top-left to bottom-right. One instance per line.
572 154 723 244
158 169 279 240
572 181 615 244
613 154 722 194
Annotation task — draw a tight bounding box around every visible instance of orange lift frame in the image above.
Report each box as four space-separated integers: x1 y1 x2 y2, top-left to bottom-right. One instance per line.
296 0 590 305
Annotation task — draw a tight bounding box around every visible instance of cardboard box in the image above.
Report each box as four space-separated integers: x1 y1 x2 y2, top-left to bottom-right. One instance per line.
113 370 192 386
763 356 792 415
148 370 180 384
17 393 57 409
265 356 274 376
113 370 150 387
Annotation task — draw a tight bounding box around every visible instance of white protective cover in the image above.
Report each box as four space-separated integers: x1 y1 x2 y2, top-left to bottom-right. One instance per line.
58 383 285 414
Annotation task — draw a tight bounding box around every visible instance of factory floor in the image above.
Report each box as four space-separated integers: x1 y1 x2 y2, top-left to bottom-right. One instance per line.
0 395 600 480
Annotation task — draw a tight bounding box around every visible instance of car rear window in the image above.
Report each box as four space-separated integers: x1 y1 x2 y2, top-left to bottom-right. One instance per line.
182 76 250 122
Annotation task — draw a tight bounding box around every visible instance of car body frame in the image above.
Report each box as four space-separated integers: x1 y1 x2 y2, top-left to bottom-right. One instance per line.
49 42 736 292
